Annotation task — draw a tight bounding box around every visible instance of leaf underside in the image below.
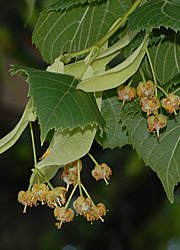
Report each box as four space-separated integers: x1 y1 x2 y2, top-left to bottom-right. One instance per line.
128 0 180 32
32 0 132 63
127 113 180 203
37 125 97 169
96 90 129 149
142 33 180 85
99 88 180 203
48 0 106 11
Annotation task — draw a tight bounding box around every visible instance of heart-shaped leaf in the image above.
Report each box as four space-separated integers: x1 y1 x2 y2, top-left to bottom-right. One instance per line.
11 65 105 143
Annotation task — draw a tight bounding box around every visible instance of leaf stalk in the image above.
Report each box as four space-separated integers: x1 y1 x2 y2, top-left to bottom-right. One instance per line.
96 0 143 49
145 48 158 95
70 0 143 60
29 122 37 166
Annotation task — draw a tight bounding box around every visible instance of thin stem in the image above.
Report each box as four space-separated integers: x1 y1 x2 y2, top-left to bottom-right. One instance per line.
127 78 133 86
36 168 54 190
77 160 83 196
172 88 180 95
139 67 146 82
157 85 168 96
67 0 143 60
65 183 78 209
96 0 143 48
146 48 158 95
122 99 126 109
70 47 92 59
28 176 34 191
29 122 37 166
78 46 99 79
103 177 109 186
88 153 99 166
80 183 96 207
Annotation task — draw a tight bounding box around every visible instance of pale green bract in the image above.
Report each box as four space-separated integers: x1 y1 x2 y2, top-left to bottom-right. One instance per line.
64 31 136 79
77 34 149 92
37 125 97 170
0 99 36 154
31 126 97 183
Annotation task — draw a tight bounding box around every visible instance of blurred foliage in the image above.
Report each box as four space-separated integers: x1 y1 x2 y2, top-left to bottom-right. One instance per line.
0 1 180 250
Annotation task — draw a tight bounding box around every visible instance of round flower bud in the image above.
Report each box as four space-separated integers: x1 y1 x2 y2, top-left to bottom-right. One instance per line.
18 190 37 212
54 207 74 223
62 52 72 64
73 196 92 216
61 160 82 186
147 114 167 138
137 80 155 98
91 163 112 185
140 96 160 116
117 85 136 101
161 93 180 114
32 183 49 204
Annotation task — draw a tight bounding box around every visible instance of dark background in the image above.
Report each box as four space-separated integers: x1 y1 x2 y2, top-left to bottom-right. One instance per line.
0 1 180 250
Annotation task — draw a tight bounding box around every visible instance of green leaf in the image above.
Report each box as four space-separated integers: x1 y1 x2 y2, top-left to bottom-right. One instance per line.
171 0 180 8
0 99 36 154
32 0 132 63
11 65 104 143
37 125 96 171
163 72 180 94
77 34 149 92
96 90 129 149
48 0 105 11
128 0 180 32
142 33 180 85
127 113 180 203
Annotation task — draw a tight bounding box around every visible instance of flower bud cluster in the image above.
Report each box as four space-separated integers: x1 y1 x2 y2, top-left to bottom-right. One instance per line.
61 160 82 187
117 85 136 102
18 158 110 229
161 94 180 115
54 207 74 229
73 196 106 222
18 183 67 213
117 80 179 138
91 163 112 185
